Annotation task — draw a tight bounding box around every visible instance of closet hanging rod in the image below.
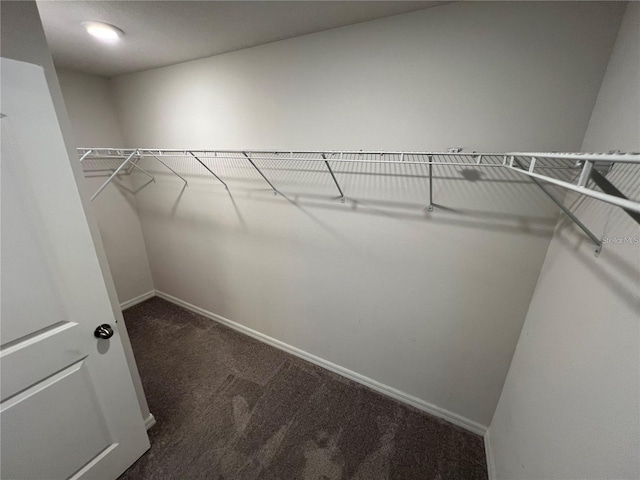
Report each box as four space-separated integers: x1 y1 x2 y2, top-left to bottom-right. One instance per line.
77 148 640 223
78 148 639 162
77 151 579 169
78 150 639 169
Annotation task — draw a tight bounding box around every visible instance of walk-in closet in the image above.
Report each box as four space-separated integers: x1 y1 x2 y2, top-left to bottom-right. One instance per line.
1 1 638 479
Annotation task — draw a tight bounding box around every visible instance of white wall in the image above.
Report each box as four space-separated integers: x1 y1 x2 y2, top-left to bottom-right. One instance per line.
487 3 640 478
56 68 126 148
56 68 154 306
581 3 640 154
111 1 624 428
112 1 623 152
2 0 151 424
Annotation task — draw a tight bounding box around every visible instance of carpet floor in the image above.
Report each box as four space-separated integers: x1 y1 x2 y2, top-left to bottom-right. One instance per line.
119 297 488 480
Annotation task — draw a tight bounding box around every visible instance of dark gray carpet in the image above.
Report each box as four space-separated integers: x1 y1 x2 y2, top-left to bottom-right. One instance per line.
120 297 488 480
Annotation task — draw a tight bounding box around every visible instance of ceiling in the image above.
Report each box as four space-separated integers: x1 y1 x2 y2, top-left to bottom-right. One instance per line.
37 1 446 77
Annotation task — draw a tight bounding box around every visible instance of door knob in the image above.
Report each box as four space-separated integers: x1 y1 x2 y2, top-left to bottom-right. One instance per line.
94 324 114 339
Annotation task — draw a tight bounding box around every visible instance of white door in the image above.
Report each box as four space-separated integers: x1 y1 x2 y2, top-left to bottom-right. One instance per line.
1 58 150 479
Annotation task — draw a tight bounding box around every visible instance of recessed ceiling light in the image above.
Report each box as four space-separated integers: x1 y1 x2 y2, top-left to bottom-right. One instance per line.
82 21 124 43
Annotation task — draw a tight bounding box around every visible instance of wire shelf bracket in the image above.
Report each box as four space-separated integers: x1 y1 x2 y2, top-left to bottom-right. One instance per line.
151 154 188 186
189 151 227 190
84 148 190 200
428 155 434 212
321 153 345 203
90 150 139 201
243 152 279 195
512 157 602 256
77 148 640 255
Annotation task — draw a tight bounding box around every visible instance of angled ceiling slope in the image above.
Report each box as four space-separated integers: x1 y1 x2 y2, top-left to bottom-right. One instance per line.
38 1 446 77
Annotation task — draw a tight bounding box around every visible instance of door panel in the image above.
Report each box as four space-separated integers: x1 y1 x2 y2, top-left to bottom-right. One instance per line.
1 361 113 480
0 321 81 401
1 58 150 479
0 120 67 345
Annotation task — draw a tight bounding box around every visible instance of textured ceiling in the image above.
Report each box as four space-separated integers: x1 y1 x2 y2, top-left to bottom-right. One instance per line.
37 1 446 77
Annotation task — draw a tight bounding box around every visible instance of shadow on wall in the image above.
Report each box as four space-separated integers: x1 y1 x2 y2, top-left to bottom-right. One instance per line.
80 154 578 243
83 154 640 311
552 162 640 311
78 154 583 246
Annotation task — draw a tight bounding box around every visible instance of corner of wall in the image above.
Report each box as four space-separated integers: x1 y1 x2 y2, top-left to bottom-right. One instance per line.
486 3 640 477
56 66 156 305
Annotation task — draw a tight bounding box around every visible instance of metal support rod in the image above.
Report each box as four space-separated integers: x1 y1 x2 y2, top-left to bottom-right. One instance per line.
536 178 602 249
514 159 601 248
128 158 155 183
427 155 434 212
189 151 228 190
321 154 345 202
506 164 640 214
151 154 188 186
577 160 593 187
79 149 93 163
242 152 278 195
91 150 138 201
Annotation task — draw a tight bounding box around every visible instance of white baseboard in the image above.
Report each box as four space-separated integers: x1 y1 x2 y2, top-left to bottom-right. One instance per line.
144 413 156 430
120 290 156 310
485 429 497 479
154 289 487 436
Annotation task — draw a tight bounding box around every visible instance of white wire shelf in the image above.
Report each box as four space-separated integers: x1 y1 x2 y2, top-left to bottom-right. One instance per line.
77 148 640 255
